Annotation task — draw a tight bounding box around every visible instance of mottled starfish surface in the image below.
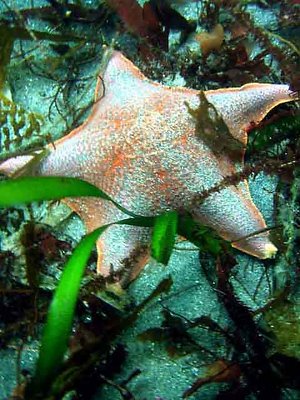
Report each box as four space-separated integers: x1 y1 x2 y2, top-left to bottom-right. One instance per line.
1 50 297 277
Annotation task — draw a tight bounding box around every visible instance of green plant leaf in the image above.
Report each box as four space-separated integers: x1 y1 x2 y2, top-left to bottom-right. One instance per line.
0 176 137 216
27 215 155 397
29 225 107 394
151 211 178 265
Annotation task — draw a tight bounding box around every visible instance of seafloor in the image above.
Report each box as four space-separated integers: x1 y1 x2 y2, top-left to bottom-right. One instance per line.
0 1 299 399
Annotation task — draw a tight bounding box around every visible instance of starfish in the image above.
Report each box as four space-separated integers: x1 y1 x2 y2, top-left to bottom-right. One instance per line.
0 50 297 278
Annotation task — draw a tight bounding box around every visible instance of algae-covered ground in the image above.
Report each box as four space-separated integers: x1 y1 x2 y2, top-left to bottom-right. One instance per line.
0 1 299 399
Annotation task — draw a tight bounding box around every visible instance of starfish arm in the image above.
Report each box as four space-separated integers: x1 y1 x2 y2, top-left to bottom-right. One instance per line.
205 83 297 145
191 184 277 259
0 155 34 176
97 49 148 95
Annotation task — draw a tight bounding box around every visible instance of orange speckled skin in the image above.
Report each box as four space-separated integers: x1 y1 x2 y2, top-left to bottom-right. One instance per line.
3 51 297 275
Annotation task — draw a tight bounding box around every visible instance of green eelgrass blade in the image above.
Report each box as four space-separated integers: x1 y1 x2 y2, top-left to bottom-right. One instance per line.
28 216 155 396
0 176 137 217
151 211 178 265
29 226 107 394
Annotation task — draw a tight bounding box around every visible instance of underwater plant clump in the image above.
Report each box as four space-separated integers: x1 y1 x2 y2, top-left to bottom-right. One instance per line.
264 300 300 359
0 94 44 161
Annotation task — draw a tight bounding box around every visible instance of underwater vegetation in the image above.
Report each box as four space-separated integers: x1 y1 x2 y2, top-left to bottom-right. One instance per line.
0 0 299 399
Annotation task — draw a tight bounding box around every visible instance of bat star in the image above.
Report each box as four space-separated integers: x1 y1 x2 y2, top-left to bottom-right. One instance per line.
1 50 297 279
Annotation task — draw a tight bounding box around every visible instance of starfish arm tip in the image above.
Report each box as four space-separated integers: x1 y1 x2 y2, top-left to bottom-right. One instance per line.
262 243 278 259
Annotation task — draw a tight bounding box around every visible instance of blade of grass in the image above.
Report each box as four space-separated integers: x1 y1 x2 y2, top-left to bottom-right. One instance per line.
29 226 107 394
151 211 178 265
27 216 155 397
0 176 138 216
